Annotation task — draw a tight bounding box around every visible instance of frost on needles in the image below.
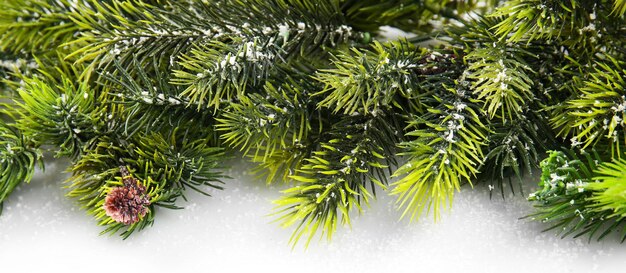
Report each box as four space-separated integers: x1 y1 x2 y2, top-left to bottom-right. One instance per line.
1 0 626 246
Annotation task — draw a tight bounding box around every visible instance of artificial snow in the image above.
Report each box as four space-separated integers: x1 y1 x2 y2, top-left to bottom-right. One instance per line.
0 159 624 272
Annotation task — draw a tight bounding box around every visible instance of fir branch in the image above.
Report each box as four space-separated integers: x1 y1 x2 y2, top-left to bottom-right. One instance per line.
133 131 226 197
448 16 559 193
15 67 106 157
8 0 626 246
66 0 213 70
169 0 371 111
68 0 366 78
0 0 79 55
67 130 226 238
489 0 586 43
102 59 214 138
0 123 43 214
274 112 401 247
0 53 39 96
480 110 552 197
445 15 509 46
392 83 487 221
489 0 623 63
215 78 321 183
464 43 535 120
341 0 479 33
613 0 626 16
526 149 626 242
314 40 427 115
588 158 626 212
551 55 626 156
194 0 364 53
586 158 626 241
172 38 280 110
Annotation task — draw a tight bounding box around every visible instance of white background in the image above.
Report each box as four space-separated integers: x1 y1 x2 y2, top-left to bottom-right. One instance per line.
1 158 626 272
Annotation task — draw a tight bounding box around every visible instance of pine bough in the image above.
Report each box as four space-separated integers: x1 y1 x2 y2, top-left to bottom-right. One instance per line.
0 0 625 246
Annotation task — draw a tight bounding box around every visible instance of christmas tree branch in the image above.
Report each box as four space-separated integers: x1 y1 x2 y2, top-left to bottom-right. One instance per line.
274 111 402 247
0 123 43 214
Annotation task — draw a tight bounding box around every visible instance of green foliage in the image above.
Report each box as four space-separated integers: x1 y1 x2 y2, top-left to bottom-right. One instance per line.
527 150 602 240
216 78 319 183
490 0 625 62
134 131 226 197
66 0 171 67
588 159 626 223
166 0 370 111
67 131 226 238
550 56 626 156
172 39 279 110
15 67 106 157
0 54 38 95
341 0 498 33
392 84 487 221
479 110 551 196
615 0 626 15
4 0 626 246
274 112 401 246
527 150 626 242
315 40 426 115
0 123 43 214
490 0 586 43
0 0 79 54
465 44 535 120
68 0 366 80
103 59 215 138
446 13 576 196
196 0 363 53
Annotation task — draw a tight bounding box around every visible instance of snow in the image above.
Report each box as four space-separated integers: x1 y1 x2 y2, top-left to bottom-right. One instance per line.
278 23 290 41
1 159 625 272
580 23 597 33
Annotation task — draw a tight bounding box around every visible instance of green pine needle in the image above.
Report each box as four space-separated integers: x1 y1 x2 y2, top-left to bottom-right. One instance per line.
392 84 487 221
0 123 43 214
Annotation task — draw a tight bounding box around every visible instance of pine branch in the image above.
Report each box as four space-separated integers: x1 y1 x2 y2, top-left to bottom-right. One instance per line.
66 0 212 71
8 0 626 247
314 40 427 115
67 130 226 238
586 158 626 241
68 0 367 80
216 77 322 183
551 55 626 156
445 16 566 195
0 0 79 55
274 112 401 247
392 82 488 221
14 65 106 158
479 110 553 197
168 0 371 111
171 38 280 110
133 131 226 198
340 0 492 33
102 58 215 139
490 0 588 43
526 149 626 242
613 0 626 16
490 1 624 62
465 44 536 120
0 123 43 214
0 53 39 96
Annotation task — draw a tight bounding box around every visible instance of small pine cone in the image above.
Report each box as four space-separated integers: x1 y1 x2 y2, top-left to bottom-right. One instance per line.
104 183 151 225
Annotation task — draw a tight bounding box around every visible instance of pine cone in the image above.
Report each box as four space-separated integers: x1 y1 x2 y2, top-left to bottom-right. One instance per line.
104 167 151 225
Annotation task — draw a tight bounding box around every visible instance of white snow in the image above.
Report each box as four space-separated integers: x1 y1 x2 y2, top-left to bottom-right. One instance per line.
278 23 290 41
0 159 625 272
